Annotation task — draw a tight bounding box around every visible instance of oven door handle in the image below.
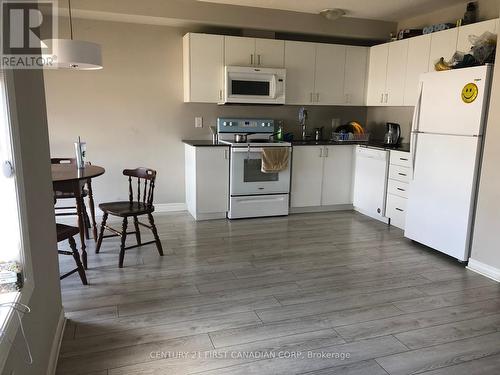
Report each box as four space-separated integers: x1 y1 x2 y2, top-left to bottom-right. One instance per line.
233 196 287 204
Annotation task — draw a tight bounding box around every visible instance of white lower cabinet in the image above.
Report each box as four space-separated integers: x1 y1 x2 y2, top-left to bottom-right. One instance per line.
385 150 412 230
291 145 355 209
185 145 229 220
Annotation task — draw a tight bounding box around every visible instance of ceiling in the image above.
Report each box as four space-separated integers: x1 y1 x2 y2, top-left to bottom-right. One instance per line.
196 0 468 21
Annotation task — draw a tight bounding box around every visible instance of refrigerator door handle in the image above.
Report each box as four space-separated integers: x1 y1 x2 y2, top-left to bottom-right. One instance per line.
410 83 423 179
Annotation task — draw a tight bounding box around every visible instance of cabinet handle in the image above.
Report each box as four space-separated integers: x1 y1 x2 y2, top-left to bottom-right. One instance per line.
219 89 222 100
319 148 323 157
395 207 404 212
397 187 405 191
224 149 229 159
310 92 314 103
257 54 261 65
380 93 384 103
316 93 320 102
324 147 329 157
400 158 408 161
384 93 388 103
250 54 254 65
398 172 407 176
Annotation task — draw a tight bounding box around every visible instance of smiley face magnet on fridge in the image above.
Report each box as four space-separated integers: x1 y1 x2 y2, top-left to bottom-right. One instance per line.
462 83 478 103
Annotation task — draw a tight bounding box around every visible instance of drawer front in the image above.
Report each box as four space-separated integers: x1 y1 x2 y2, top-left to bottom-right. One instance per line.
386 194 407 230
387 179 409 199
390 151 412 168
389 165 411 183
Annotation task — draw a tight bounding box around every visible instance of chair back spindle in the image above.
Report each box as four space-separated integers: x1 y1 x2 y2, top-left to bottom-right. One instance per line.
123 168 157 207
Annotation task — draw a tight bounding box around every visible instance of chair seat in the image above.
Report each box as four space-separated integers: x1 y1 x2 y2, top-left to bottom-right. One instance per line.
56 223 80 242
55 189 88 199
99 201 154 217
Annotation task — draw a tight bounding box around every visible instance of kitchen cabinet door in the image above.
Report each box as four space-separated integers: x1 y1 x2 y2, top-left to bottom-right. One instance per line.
344 46 368 105
386 39 408 106
195 147 229 214
314 43 346 105
290 146 323 207
224 36 256 66
404 34 431 106
284 41 316 105
457 18 498 53
322 146 355 205
366 43 389 106
428 27 458 71
183 33 224 103
255 38 285 67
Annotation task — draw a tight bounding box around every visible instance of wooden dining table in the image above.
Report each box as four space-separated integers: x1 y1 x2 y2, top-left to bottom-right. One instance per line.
52 164 105 269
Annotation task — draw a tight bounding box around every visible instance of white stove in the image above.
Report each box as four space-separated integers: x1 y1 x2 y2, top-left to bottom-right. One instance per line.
217 118 291 219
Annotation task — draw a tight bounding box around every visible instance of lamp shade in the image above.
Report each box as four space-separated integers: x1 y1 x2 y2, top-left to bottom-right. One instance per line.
42 39 103 70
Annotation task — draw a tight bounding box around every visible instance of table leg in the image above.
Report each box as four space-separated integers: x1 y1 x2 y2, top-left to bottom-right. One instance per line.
74 185 88 269
87 179 98 241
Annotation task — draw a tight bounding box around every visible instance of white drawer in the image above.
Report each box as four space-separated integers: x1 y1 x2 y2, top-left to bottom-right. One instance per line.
389 165 411 183
387 179 409 199
386 194 407 230
390 151 412 168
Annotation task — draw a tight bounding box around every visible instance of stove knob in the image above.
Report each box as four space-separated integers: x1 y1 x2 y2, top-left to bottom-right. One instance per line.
267 123 271 127
223 122 227 126
229 122 234 126
261 122 265 127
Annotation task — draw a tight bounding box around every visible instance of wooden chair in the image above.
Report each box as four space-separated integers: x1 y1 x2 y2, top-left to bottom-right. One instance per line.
57 224 88 285
51 158 93 240
95 168 164 268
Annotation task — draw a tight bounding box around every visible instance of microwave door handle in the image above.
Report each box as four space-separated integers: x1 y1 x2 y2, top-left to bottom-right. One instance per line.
270 74 277 99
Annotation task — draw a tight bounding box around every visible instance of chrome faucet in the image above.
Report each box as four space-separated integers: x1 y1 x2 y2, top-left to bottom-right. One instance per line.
299 107 308 141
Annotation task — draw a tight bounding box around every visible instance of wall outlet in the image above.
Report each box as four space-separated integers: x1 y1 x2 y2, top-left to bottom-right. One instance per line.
195 117 203 128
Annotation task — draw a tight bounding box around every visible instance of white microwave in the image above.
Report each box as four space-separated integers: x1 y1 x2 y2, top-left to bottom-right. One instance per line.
223 66 286 105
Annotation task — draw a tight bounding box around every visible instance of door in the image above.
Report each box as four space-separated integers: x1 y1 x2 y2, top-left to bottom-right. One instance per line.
344 46 368 105
184 33 224 103
231 147 291 195
418 66 491 135
255 39 284 67
196 148 229 214
457 19 498 53
290 146 323 207
405 133 481 261
284 41 316 105
314 43 346 105
404 34 431 106
386 39 408 106
353 147 388 218
428 28 458 71
224 36 256 66
322 146 355 205
366 43 389 105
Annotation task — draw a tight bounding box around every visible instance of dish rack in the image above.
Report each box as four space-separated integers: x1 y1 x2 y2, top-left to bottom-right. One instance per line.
331 132 370 142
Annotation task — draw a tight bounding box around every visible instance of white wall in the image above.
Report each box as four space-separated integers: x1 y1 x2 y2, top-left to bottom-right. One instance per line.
44 18 367 206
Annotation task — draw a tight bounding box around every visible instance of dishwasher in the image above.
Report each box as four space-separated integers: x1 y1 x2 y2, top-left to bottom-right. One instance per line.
353 146 389 222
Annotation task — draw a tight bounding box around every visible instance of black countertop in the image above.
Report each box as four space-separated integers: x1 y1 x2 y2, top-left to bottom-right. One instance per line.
183 140 229 147
292 140 411 153
183 139 410 153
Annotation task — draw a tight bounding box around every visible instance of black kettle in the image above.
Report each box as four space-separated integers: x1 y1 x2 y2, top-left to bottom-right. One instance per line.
384 123 401 145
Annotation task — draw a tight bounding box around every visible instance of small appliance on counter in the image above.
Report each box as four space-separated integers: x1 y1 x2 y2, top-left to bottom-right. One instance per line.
218 117 291 219
384 122 401 146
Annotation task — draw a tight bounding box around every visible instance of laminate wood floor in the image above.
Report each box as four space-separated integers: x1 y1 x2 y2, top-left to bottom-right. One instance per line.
56 211 500 375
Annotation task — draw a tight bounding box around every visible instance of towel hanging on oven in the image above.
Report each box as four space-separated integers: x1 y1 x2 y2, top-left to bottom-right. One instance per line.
261 147 289 173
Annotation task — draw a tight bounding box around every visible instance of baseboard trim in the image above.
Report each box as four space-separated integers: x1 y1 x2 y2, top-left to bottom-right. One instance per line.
290 204 353 214
354 207 390 224
46 308 66 375
467 258 500 283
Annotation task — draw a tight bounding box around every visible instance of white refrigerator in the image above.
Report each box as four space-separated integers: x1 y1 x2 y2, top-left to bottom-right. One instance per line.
405 65 493 262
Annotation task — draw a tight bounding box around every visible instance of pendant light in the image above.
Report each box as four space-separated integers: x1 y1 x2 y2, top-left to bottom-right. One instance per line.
43 0 103 70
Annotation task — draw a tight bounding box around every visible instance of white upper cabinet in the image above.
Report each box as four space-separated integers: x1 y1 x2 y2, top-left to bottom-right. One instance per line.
428 28 458 71
183 33 224 103
344 46 369 105
386 39 409 106
404 34 431 106
224 36 255 66
457 19 498 52
314 43 346 105
255 38 285 67
225 36 285 67
366 43 389 106
285 41 316 105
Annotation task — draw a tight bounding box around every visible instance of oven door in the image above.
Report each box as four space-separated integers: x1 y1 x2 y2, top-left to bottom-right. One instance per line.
230 147 291 196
